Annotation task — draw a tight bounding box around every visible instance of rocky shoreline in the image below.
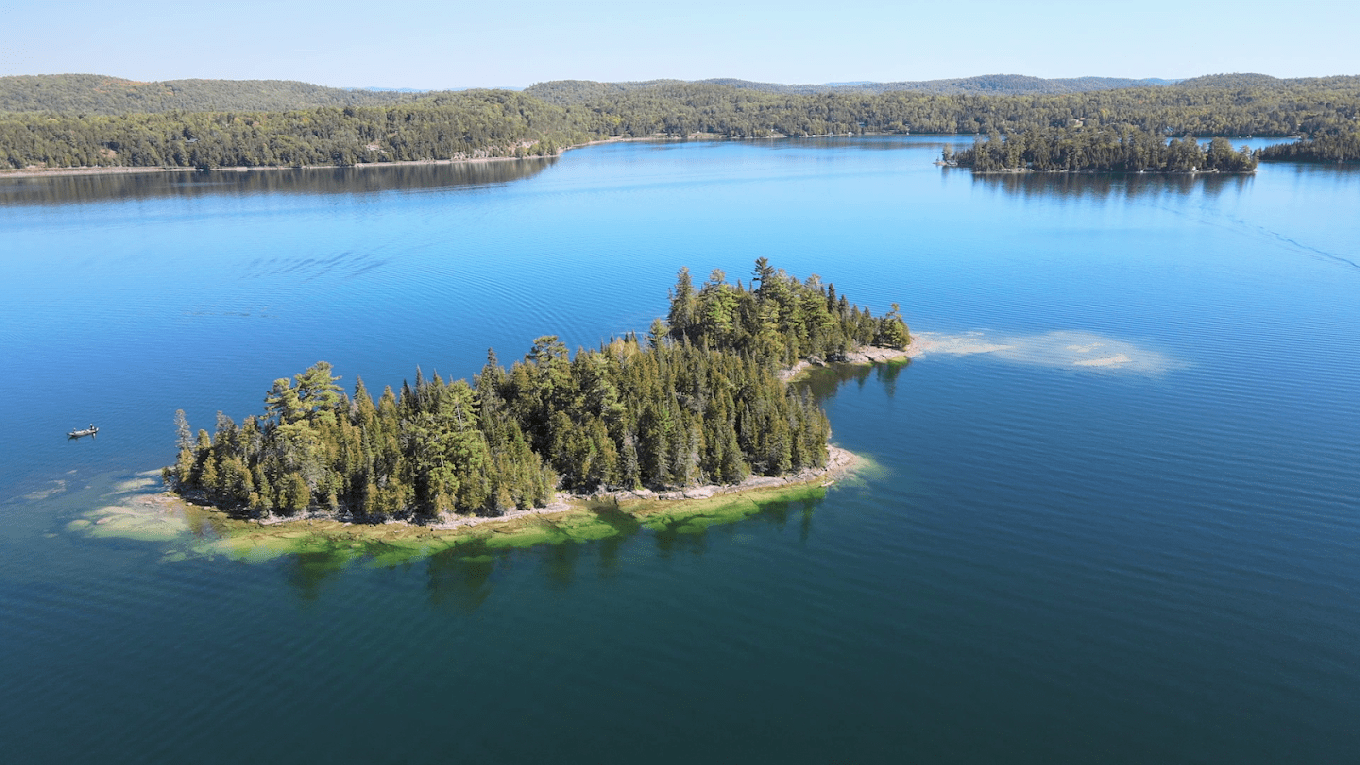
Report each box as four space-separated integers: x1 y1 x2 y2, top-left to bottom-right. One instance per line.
778 341 921 381
420 444 860 532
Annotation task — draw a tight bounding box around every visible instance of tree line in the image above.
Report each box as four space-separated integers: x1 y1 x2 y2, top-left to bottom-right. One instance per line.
1258 132 1360 163
945 126 1258 172
524 76 1360 140
165 261 909 521
1 90 593 170
4 75 1359 171
0 74 423 116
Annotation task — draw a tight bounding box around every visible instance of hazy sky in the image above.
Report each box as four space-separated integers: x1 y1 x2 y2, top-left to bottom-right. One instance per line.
3 0 1357 88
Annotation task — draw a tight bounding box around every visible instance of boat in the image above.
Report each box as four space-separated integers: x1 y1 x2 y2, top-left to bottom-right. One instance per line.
68 424 99 439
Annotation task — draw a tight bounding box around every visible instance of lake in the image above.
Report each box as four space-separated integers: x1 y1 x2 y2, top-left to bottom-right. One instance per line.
2 137 1358 763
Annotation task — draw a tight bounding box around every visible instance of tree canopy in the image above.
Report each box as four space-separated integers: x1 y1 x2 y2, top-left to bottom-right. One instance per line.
166 261 907 522
947 126 1258 172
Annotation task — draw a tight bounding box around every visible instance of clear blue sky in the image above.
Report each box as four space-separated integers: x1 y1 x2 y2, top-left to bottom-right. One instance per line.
3 0 1357 88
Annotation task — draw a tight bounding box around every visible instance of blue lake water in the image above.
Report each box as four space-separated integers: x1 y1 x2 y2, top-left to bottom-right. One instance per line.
2 137 1358 763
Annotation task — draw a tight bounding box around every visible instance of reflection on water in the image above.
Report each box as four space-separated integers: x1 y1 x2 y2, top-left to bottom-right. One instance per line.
421 472 830 610
799 359 910 403
284 551 349 602
0 158 557 206
427 545 497 614
967 168 1255 200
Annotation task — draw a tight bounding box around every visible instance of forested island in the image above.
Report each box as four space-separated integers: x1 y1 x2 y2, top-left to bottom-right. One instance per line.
165 260 910 524
1257 132 1360 163
944 126 1258 172
3 72 1358 171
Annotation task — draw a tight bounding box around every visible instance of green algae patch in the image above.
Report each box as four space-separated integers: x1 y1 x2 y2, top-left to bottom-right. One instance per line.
633 484 829 534
71 457 858 566
197 477 829 563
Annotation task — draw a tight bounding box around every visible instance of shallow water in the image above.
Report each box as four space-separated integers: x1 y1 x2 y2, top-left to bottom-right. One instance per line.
2 137 1358 763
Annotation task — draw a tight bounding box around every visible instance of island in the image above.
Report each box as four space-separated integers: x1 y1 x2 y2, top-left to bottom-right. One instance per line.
1258 132 1360 163
149 260 912 556
943 125 1258 173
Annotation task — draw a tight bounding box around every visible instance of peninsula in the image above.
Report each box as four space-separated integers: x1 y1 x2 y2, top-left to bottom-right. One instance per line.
164 260 911 535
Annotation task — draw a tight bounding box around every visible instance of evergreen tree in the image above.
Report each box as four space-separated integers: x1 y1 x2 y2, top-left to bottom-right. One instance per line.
170 260 898 519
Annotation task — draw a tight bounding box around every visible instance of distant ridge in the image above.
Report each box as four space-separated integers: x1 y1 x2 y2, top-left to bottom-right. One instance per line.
5 72 1357 117
1177 73 1281 88
0 74 431 115
698 74 1181 96
523 75 1183 104
0 72 1192 117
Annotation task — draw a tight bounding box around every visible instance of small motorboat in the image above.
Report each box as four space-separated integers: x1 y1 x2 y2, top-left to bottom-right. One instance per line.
68 424 99 440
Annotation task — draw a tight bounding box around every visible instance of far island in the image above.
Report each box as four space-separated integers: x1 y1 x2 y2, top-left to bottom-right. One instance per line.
1258 132 1360 163
943 125 1258 173
164 259 911 531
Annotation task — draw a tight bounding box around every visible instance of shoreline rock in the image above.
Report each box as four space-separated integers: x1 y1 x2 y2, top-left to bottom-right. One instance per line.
778 341 920 381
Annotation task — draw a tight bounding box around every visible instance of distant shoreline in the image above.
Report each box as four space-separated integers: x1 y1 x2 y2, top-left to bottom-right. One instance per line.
0 136 689 179
0 153 557 179
5 139 1287 180
0 133 914 180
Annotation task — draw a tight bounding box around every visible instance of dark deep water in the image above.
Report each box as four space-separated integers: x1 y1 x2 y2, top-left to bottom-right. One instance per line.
2 138 1357 763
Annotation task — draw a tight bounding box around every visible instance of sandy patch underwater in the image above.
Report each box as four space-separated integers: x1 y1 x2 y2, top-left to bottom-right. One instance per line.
913 330 1179 374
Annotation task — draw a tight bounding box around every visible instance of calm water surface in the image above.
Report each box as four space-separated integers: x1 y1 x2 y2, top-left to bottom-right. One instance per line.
2 138 1358 763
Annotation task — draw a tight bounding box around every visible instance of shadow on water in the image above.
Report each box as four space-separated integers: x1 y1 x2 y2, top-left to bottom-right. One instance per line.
586 498 642 577
752 494 825 545
654 519 710 558
0 158 557 206
797 358 910 403
798 496 818 545
543 541 581 591
426 541 497 614
283 550 349 602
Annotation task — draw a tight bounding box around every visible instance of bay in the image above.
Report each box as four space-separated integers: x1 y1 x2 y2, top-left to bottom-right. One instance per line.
1 137 1357 763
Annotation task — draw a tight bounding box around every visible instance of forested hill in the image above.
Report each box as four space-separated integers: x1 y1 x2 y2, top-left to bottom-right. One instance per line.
5 72 1304 116
0 74 430 115
1 73 1176 116
829 75 1178 96
4 73 1359 171
518 76 1360 139
1 90 592 169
